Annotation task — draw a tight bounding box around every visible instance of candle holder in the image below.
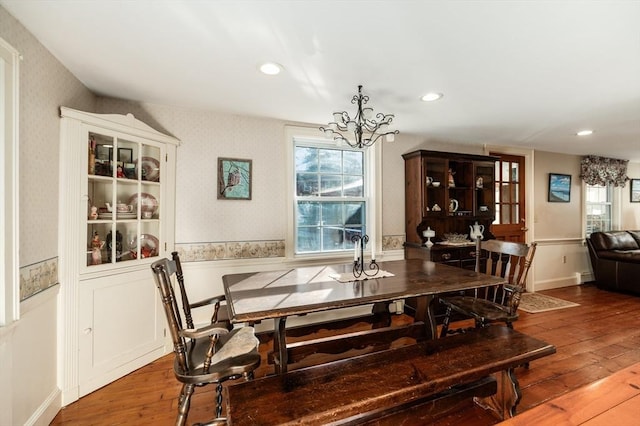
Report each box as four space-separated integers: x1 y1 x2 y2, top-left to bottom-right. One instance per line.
351 234 379 278
422 227 435 248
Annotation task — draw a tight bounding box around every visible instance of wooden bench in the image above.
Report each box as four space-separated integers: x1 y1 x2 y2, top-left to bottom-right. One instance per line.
226 326 556 425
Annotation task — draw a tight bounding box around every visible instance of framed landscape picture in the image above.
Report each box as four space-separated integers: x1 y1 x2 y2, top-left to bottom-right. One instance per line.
548 173 571 202
631 179 640 203
218 157 252 200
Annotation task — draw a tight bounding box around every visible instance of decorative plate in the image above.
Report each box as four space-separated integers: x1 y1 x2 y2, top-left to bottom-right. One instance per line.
128 192 158 214
129 234 159 259
136 156 160 182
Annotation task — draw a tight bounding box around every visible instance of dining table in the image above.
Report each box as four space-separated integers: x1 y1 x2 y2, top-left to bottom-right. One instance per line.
222 258 507 374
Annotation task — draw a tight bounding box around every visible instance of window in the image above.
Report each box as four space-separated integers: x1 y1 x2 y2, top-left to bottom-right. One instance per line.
0 38 20 326
585 184 612 236
294 143 366 254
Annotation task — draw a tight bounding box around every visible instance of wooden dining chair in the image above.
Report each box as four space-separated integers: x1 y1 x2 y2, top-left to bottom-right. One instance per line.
171 251 231 330
151 258 261 425
439 239 537 337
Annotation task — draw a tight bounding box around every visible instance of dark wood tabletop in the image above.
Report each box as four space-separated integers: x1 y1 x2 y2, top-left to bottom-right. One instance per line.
223 258 506 323
223 258 507 374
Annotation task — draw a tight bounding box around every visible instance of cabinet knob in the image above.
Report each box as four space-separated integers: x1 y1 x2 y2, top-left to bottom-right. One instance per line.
83 328 92 334
470 251 476 257
441 253 451 261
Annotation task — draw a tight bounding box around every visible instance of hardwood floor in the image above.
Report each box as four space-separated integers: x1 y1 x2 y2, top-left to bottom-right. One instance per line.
51 284 640 425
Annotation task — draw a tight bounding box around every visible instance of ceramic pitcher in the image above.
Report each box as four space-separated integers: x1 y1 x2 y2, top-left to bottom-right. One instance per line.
469 221 485 240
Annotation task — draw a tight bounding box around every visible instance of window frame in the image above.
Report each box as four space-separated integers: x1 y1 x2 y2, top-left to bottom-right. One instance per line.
0 37 20 326
285 126 380 260
583 182 621 237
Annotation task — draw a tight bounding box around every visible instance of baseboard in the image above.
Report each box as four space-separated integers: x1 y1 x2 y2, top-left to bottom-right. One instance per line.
534 276 582 291
25 387 61 426
575 271 593 284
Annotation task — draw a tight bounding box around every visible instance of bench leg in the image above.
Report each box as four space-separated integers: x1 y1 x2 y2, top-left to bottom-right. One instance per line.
474 368 521 420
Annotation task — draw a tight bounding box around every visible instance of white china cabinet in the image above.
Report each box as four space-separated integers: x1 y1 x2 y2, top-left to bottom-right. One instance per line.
59 107 179 402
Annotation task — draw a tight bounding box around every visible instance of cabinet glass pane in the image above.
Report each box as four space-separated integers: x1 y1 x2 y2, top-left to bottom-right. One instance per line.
116 138 137 180
90 133 115 177
87 223 111 267
140 144 161 183
139 184 160 220
130 221 161 260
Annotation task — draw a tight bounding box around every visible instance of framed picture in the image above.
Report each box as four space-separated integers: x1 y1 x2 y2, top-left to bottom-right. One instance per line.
117 148 133 163
96 144 111 161
218 157 252 200
548 173 571 202
631 179 640 203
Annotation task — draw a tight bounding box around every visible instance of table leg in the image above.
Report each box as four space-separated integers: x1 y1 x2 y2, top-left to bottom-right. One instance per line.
274 317 288 375
414 295 437 339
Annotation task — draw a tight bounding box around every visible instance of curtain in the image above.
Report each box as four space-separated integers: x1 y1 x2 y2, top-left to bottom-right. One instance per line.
580 155 629 187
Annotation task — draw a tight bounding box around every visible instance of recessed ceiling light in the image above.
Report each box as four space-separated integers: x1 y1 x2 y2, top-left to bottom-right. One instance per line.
421 92 443 102
576 129 594 136
259 62 282 75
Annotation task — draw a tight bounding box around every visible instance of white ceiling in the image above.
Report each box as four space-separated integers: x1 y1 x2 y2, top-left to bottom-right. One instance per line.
3 0 640 160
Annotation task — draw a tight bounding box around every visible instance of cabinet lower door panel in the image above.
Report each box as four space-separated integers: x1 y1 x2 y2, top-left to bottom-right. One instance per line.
78 268 165 397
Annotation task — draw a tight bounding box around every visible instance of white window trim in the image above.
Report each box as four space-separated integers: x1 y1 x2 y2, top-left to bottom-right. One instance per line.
581 181 622 237
0 38 20 326
285 125 381 261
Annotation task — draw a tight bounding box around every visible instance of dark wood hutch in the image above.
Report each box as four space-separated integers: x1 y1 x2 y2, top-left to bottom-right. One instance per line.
403 149 498 269
402 150 499 321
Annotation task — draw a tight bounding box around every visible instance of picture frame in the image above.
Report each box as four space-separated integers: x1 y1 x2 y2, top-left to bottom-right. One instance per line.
548 173 571 202
631 179 640 203
218 157 252 200
117 148 133 163
96 144 111 161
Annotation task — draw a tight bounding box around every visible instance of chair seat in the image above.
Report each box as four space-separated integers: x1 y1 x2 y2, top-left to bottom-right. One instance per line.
442 296 519 323
178 327 261 383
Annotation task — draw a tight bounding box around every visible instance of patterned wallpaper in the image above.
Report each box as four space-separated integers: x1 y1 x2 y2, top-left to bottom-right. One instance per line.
3 4 406 299
96 98 289 244
96 98 408 261
1 7 96 299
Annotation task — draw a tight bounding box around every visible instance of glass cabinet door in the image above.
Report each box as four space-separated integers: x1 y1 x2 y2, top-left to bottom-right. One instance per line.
86 131 162 268
422 157 446 216
474 162 495 218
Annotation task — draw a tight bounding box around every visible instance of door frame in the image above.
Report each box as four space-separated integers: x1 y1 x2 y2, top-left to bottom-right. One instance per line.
483 145 536 291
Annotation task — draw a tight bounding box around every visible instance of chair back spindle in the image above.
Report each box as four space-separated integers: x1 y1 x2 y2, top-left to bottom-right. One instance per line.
440 239 537 337
151 259 190 373
150 257 260 425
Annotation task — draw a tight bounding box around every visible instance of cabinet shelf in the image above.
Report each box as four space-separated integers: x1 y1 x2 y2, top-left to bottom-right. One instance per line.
403 149 498 247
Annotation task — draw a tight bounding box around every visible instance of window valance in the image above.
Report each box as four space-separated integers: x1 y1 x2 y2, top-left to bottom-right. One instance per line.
580 155 629 187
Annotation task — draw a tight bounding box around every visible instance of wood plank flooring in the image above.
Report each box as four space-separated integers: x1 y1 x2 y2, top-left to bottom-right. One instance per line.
497 363 640 425
50 284 640 425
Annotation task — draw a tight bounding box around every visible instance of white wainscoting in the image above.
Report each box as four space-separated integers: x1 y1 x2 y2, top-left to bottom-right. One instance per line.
531 238 593 292
0 286 60 426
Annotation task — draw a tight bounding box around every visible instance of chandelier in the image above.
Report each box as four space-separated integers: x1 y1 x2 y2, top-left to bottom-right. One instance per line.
320 85 399 148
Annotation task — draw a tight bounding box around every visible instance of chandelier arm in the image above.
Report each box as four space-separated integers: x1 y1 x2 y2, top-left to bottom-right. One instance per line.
320 85 399 149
